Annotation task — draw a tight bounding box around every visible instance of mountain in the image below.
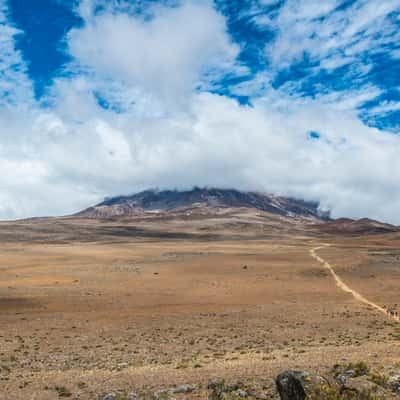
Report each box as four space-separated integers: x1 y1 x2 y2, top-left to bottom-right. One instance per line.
316 217 399 235
76 188 330 220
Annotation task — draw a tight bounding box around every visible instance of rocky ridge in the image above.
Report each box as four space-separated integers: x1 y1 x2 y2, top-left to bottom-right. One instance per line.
77 188 329 221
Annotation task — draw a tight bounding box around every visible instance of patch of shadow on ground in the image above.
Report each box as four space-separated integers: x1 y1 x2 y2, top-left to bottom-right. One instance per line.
300 268 329 278
0 297 40 313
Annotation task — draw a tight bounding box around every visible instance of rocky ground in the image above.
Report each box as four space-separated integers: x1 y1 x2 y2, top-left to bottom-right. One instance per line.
80 362 400 399
1 215 400 399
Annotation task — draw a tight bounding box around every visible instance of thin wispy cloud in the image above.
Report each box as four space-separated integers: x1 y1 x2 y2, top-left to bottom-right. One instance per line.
0 1 32 106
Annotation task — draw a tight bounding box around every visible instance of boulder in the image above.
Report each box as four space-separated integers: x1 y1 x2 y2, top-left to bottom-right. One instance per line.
276 370 328 400
387 372 400 393
341 376 386 399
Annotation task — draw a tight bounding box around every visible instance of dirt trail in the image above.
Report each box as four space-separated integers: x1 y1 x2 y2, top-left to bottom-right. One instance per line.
310 246 399 323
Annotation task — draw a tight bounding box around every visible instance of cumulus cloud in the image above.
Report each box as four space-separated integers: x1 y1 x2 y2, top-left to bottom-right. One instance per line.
67 0 239 109
0 0 400 224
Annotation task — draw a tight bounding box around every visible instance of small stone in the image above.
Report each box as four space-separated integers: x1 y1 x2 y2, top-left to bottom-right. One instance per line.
172 384 196 394
208 380 226 391
235 389 248 398
335 369 356 384
103 393 117 400
153 389 175 400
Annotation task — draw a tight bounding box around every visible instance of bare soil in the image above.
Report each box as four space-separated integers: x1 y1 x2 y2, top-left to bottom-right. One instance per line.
1 212 400 399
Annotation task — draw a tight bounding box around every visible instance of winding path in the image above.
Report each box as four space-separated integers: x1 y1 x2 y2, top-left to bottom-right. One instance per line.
310 246 399 322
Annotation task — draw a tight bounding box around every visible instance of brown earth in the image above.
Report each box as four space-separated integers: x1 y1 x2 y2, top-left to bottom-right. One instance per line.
0 209 400 399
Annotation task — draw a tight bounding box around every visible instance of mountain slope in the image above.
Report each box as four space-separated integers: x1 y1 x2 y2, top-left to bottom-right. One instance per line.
77 188 329 220
316 217 399 235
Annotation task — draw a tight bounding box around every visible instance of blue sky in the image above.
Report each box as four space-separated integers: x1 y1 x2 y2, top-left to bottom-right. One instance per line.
1 0 400 221
8 0 400 130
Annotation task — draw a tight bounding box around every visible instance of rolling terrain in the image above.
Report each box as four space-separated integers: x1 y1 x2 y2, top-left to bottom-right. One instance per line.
0 189 400 399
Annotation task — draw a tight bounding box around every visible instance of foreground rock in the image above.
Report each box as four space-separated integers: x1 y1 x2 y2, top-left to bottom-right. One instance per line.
341 376 386 399
101 363 400 400
388 373 400 394
276 363 400 400
276 370 328 400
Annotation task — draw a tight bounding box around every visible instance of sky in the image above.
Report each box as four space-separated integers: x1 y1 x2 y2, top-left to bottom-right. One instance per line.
0 0 400 222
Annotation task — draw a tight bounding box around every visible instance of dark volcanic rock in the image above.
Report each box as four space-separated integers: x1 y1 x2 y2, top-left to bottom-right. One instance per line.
276 370 328 400
77 188 328 220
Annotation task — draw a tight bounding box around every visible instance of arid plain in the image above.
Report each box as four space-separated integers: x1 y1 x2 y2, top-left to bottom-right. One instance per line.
1 209 400 399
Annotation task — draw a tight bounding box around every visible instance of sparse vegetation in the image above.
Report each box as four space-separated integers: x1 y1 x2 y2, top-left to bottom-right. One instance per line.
55 386 72 398
368 372 388 387
1 212 400 399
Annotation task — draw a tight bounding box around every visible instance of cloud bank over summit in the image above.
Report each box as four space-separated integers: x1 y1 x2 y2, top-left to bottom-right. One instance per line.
0 0 399 222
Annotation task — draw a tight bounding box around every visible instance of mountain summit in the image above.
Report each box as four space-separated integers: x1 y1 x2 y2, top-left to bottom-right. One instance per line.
77 188 329 220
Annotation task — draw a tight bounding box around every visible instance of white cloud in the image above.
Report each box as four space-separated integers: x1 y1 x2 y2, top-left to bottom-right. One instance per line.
0 0 400 225
268 0 400 75
5 84 400 223
0 1 33 106
368 101 400 115
67 0 239 109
